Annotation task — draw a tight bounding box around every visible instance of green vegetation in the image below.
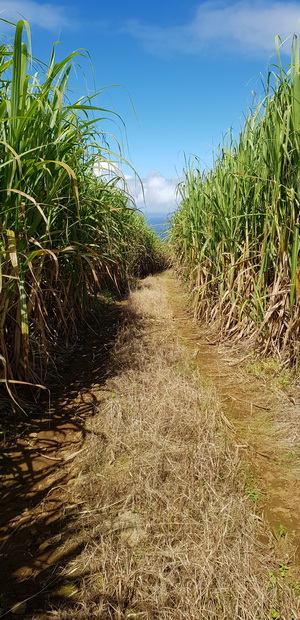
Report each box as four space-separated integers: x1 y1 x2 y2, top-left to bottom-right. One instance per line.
246 484 260 503
272 524 287 540
0 20 164 405
170 36 300 362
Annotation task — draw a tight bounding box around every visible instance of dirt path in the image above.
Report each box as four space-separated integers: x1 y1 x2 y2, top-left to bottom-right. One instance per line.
1 270 300 619
163 272 300 556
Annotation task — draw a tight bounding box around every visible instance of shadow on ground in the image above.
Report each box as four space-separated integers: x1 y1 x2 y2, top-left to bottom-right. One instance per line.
0 298 127 618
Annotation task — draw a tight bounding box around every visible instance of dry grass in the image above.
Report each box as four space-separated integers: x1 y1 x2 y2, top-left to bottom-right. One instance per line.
40 276 300 619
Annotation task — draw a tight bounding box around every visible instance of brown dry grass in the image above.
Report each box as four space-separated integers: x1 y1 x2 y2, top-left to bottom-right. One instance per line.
39 276 300 619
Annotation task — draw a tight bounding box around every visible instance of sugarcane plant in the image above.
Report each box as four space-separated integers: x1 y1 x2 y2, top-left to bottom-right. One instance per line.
0 19 164 407
170 36 300 361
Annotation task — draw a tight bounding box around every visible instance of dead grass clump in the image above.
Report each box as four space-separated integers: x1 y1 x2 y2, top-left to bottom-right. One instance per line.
44 277 300 619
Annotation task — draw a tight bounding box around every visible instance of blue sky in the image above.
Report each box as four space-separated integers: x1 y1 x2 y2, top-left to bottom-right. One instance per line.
1 1 300 215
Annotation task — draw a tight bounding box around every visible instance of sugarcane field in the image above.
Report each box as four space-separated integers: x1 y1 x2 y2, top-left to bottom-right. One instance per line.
2 14 300 620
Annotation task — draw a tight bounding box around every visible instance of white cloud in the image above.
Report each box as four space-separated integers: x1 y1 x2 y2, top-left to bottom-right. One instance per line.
0 1 74 31
94 160 123 179
94 162 178 214
128 170 178 215
126 1 300 56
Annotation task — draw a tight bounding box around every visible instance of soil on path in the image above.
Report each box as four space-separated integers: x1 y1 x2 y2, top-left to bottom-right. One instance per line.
1 270 300 619
164 271 300 556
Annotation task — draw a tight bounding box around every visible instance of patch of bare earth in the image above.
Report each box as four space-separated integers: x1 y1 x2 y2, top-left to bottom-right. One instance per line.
19 272 300 619
162 271 300 557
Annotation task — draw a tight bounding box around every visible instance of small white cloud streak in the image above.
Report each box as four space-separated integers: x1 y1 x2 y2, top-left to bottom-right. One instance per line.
126 1 300 56
94 160 123 179
94 163 178 214
128 170 178 215
0 0 74 31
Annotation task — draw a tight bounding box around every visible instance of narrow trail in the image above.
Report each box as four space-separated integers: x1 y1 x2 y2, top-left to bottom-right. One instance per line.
163 272 300 554
1 270 300 619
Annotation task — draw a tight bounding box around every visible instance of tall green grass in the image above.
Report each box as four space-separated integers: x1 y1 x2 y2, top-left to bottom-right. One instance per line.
0 20 164 404
170 36 300 361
